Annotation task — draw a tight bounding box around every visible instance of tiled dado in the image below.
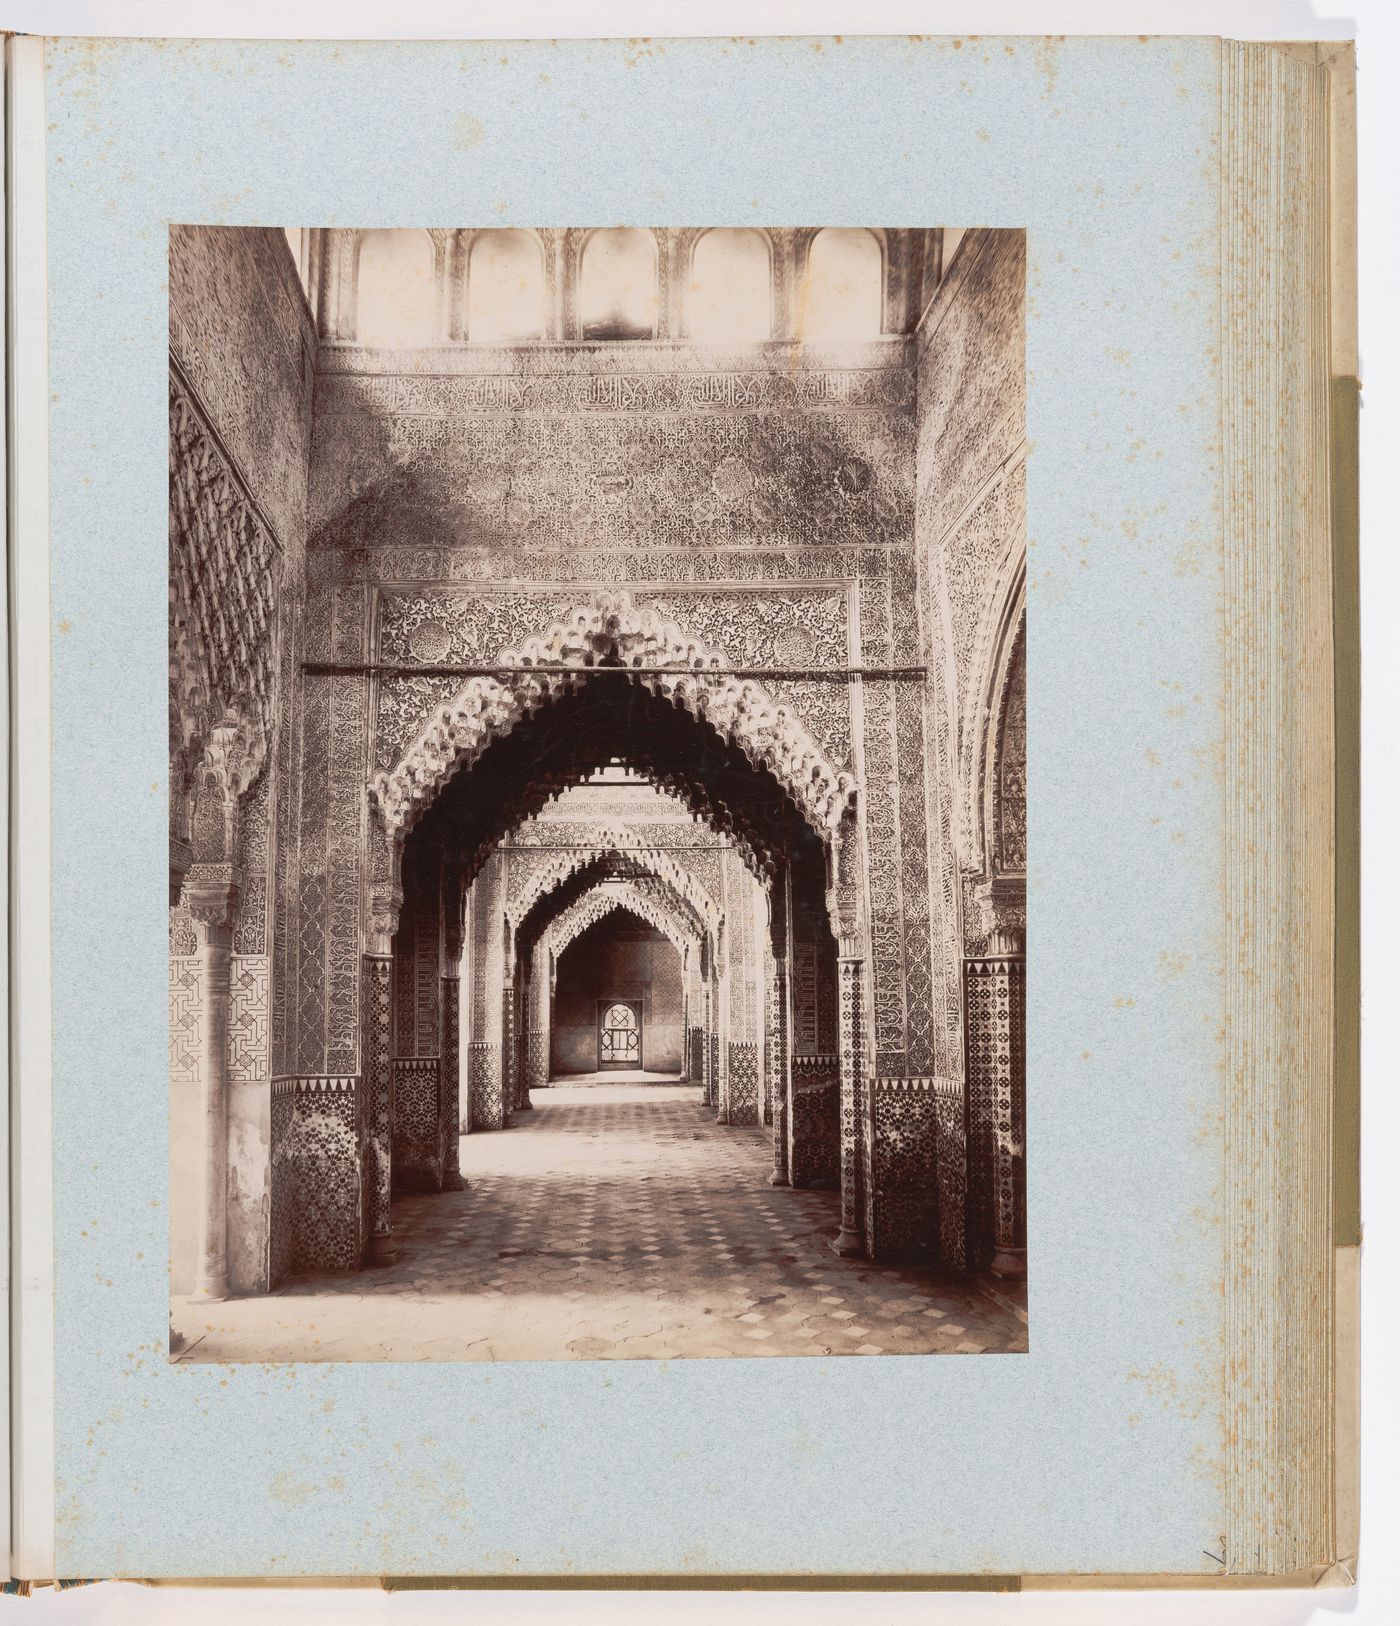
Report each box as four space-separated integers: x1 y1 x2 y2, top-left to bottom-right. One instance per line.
964 954 1026 1270
270 1076 366 1280
468 1040 503 1131
867 1076 968 1266
790 1054 839 1191
391 1057 444 1193
727 1042 761 1126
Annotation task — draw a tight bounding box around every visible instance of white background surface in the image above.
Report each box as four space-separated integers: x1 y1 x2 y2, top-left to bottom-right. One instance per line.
3 0 1394 1621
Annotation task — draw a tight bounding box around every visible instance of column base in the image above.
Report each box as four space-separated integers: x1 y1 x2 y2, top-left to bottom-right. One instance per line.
366 1231 400 1266
768 1170 789 1188
990 1247 1027 1279
441 1171 468 1192
189 1278 230 1304
829 1226 866 1259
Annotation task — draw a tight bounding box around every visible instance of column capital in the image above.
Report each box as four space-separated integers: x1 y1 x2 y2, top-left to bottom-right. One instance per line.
825 884 864 959
366 882 404 956
169 834 194 909
185 862 241 933
963 872 1026 959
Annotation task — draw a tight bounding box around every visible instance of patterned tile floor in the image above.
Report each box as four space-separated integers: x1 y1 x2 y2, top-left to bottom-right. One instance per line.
173 1084 1028 1363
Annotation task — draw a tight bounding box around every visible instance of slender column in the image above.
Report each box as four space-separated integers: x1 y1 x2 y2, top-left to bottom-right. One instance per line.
186 864 239 1301
767 956 791 1187
830 954 867 1257
318 227 359 341
364 883 401 1265
503 966 527 1113
770 229 795 341
554 228 580 341
526 952 552 1091
655 227 674 341
468 855 507 1131
440 871 466 1190
714 949 731 1123
427 228 454 340
700 975 713 1105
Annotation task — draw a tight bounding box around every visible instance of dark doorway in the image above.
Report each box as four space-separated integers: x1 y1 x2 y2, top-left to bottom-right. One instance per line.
550 908 684 1078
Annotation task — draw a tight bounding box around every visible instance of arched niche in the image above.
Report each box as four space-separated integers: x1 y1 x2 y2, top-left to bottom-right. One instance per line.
355 228 437 347
797 228 884 341
687 229 772 342
963 557 1027 881
467 229 546 342
543 880 701 969
369 592 857 853
579 228 658 341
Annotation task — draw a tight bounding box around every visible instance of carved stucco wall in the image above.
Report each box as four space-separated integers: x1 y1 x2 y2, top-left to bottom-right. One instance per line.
308 340 914 554
913 229 1028 1271
913 229 1028 1040
169 226 316 548
171 227 1028 1282
294 337 941 1099
168 226 316 1294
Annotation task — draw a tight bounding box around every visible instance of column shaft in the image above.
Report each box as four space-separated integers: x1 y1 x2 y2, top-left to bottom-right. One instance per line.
440 968 465 1189
831 955 867 1257
192 918 233 1300
768 963 790 1187
364 952 397 1263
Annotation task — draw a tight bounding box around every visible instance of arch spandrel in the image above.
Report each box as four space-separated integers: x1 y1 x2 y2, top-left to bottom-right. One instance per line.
506 827 719 940
542 881 701 969
961 553 1027 877
368 591 857 844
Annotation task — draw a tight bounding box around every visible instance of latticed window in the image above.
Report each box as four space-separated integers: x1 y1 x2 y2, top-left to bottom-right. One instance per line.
598 1000 641 1066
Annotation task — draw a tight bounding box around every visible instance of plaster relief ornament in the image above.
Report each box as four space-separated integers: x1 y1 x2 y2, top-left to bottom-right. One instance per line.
711 453 755 503
834 456 873 495
542 879 702 967
405 617 452 662
368 591 858 841
507 824 719 938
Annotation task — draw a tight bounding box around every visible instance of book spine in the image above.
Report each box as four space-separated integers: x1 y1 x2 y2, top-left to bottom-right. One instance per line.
5 31 55 1586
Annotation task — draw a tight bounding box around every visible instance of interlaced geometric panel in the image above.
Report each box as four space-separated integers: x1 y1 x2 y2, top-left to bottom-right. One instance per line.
868 1077 940 1262
227 955 269 1083
728 1041 761 1125
168 958 201 1085
392 1058 443 1190
168 373 281 794
790 1071 840 1190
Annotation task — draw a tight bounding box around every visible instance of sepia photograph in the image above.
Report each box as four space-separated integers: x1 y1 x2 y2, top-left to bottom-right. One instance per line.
167 222 1027 1363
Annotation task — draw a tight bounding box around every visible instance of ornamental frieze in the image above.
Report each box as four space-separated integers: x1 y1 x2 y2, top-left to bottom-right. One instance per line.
316 366 914 418
308 409 913 552
316 336 913 378
307 543 913 591
374 585 859 773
